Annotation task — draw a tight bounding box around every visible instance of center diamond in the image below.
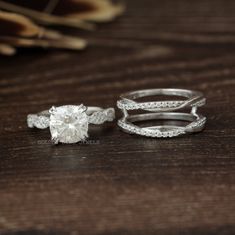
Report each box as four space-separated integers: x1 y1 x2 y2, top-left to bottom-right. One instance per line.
49 105 88 144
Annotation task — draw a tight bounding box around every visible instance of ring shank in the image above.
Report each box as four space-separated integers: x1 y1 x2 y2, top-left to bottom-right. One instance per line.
27 106 115 129
118 88 206 112
121 88 203 100
118 112 206 138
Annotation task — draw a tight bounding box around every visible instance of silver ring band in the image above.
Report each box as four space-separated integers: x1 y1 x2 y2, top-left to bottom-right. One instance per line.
117 88 206 138
27 106 115 129
27 104 115 144
117 88 206 113
118 112 206 138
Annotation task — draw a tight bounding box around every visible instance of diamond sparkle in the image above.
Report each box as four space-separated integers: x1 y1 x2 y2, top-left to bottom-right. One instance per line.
49 105 88 144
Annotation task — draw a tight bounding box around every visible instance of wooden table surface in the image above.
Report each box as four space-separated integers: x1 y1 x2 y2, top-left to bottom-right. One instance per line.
0 0 235 234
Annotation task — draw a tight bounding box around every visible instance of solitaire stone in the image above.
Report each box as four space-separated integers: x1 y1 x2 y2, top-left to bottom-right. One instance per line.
49 105 88 144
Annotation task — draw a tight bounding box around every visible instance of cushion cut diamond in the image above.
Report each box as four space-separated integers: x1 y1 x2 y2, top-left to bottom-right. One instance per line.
49 105 89 144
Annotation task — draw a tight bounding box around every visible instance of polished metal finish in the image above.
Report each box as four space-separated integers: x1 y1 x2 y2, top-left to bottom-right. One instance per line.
118 112 206 138
117 88 206 138
117 88 206 113
28 106 115 129
27 105 115 144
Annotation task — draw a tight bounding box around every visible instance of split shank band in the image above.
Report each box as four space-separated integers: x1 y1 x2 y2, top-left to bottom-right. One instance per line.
117 89 206 138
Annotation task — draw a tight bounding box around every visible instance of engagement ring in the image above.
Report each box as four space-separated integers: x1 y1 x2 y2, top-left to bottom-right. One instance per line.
27 104 115 144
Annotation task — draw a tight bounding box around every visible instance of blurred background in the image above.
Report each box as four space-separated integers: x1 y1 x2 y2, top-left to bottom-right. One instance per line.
0 0 234 235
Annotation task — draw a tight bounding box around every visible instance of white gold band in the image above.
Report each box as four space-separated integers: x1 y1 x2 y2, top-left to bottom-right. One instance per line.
27 105 115 144
117 88 206 138
27 106 115 129
117 88 206 113
118 112 206 138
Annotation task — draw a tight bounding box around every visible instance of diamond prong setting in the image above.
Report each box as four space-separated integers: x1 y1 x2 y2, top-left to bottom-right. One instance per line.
49 106 57 114
51 136 59 145
27 104 115 144
49 105 89 144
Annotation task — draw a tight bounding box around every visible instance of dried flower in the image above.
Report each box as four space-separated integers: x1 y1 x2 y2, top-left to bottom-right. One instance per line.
0 0 124 55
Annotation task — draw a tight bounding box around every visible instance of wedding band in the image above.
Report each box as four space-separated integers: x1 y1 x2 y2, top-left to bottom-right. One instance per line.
117 88 206 113
117 88 206 138
27 104 115 144
118 112 206 138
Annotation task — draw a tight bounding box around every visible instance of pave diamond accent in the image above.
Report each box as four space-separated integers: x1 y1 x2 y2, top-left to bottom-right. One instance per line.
118 120 185 138
27 105 115 145
88 108 115 124
186 117 207 131
118 115 206 138
117 89 206 138
49 105 88 144
117 98 206 111
27 114 49 129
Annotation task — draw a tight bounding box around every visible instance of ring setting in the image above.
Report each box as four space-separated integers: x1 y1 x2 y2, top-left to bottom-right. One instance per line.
27 104 115 144
49 105 89 144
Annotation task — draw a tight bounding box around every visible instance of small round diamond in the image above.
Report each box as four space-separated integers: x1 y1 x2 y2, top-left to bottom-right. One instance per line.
49 105 88 144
